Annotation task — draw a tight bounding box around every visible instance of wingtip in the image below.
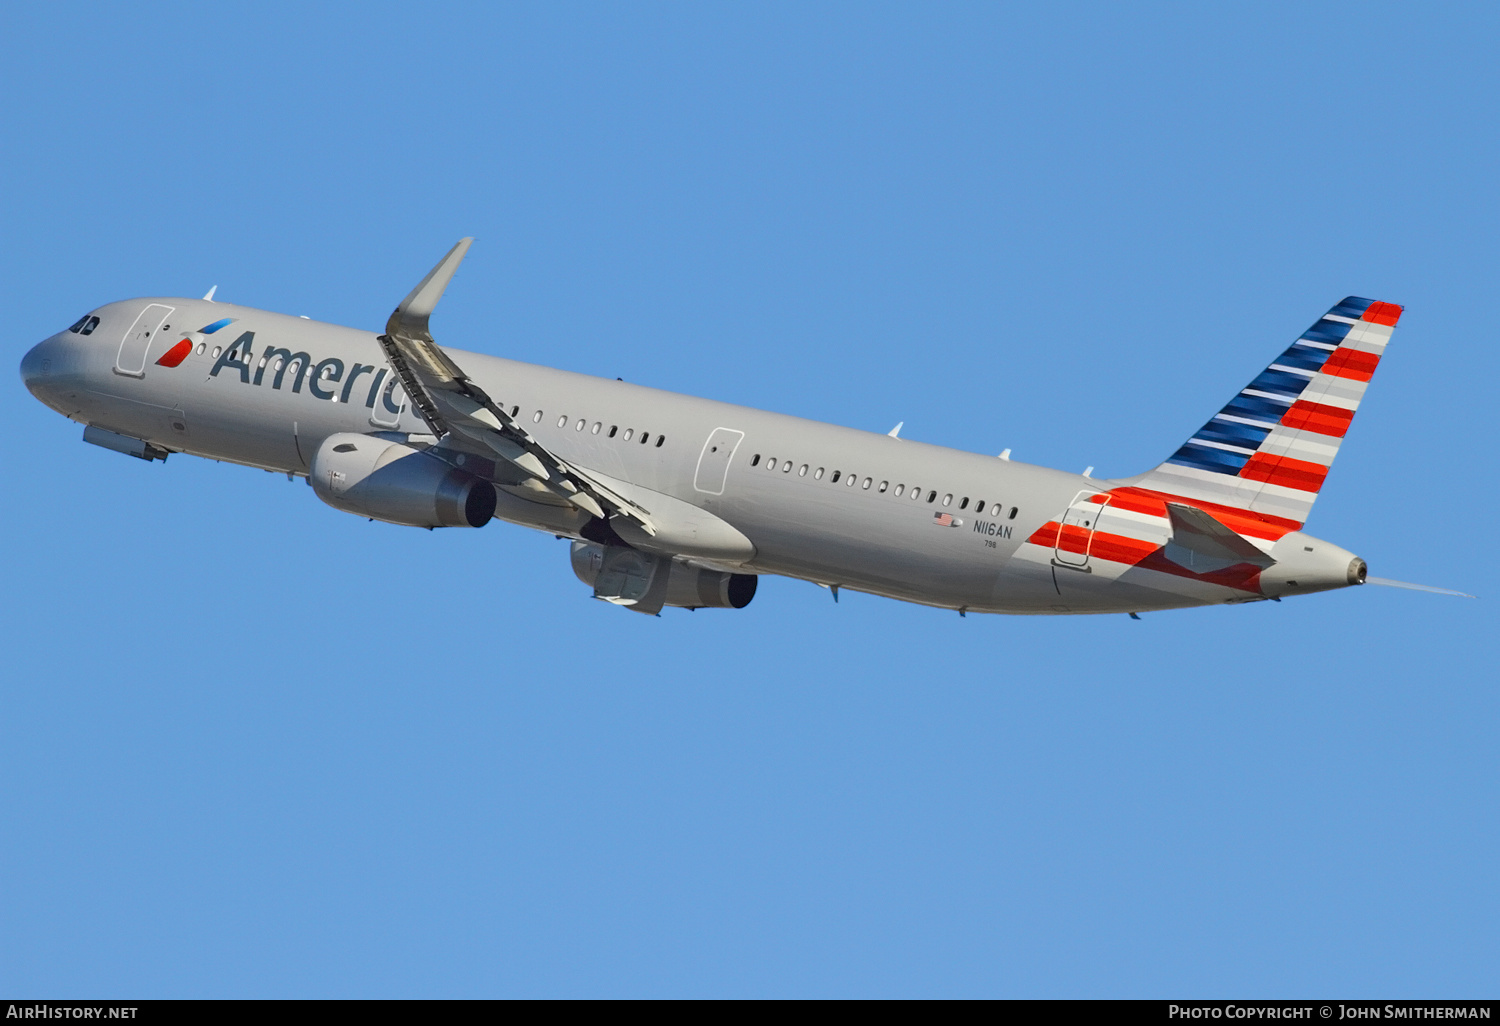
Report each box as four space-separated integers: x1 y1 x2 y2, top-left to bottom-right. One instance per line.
389 238 477 338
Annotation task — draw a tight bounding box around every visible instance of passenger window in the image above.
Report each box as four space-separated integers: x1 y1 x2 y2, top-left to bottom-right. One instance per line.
656 436 665 448
783 462 791 473
942 494 953 506
911 487 922 500
862 477 871 489
975 499 985 512
751 454 761 467
767 458 777 471
1008 507 1018 519
846 475 856 486
609 425 618 437
592 422 602 434
576 419 585 431
512 406 520 417
879 481 888 493
894 484 904 496
557 415 568 428
196 343 206 355
960 497 969 510
927 490 937 503
991 503 1002 516
815 467 825 480
640 432 650 444
623 428 634 441
799 464 808 476
831 471 841 483
533 410 543 423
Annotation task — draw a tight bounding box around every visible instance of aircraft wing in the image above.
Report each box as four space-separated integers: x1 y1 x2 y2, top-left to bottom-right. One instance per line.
376 239 657 534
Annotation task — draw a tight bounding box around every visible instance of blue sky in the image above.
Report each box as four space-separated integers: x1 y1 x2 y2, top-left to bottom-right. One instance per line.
1 2 1495 997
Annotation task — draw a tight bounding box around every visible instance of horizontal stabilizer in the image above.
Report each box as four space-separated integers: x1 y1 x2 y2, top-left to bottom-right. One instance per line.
1162 502 1276 573
1366 577 1475 598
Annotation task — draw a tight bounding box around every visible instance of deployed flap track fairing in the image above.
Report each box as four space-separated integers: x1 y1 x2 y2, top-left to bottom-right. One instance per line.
375 238 656 534
21 239 1470 616
368 240 756 611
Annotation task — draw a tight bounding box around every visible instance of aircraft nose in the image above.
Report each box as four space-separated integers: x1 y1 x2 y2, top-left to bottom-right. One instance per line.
20 335 68 408
20 339 51 393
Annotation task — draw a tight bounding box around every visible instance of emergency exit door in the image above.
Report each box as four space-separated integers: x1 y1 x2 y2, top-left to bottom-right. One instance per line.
693 428 745 495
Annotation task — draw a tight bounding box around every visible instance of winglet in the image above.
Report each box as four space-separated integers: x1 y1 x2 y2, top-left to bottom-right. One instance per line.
888 421 903 438
202 286 217 302
386 237 474 343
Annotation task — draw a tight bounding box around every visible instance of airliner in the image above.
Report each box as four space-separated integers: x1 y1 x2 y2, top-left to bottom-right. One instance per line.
19 239 1465 615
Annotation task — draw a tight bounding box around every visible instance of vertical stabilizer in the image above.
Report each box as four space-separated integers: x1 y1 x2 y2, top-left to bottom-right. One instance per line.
1130 297 1402 527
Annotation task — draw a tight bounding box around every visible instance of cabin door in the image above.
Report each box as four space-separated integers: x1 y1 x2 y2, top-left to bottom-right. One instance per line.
1053 491 1108 568
114 304 175 377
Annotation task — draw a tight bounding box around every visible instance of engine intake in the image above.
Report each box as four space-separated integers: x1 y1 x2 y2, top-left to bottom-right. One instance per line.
310 432 496 528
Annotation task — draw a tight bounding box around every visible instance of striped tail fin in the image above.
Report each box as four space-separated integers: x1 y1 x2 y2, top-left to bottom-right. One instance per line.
1130 296 1402 528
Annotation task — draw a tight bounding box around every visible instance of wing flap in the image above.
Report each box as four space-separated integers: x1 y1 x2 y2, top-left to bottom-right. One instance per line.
376 239 657 534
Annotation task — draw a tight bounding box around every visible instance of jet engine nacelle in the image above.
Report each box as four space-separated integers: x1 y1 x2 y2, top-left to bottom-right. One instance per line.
309 432 497 528
570 541 757 610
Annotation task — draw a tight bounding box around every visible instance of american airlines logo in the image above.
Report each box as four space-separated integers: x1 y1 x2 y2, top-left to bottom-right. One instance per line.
156 317 236 368
197 329 403 413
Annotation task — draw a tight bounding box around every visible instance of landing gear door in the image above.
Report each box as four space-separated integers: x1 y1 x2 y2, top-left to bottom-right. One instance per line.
115 304 175 378
1053 491 1109 568
694 427 745 495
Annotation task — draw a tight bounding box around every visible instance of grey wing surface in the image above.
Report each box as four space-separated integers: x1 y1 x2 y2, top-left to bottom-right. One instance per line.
376 238 657 533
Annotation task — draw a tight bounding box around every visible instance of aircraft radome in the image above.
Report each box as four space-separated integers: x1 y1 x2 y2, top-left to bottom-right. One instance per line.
20 239 1470 616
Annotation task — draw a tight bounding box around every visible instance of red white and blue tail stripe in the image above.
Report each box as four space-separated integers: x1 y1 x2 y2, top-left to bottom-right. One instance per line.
1131 296 1401 528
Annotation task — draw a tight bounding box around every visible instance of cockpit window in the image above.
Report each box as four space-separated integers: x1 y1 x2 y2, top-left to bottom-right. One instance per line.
68 315 100 335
